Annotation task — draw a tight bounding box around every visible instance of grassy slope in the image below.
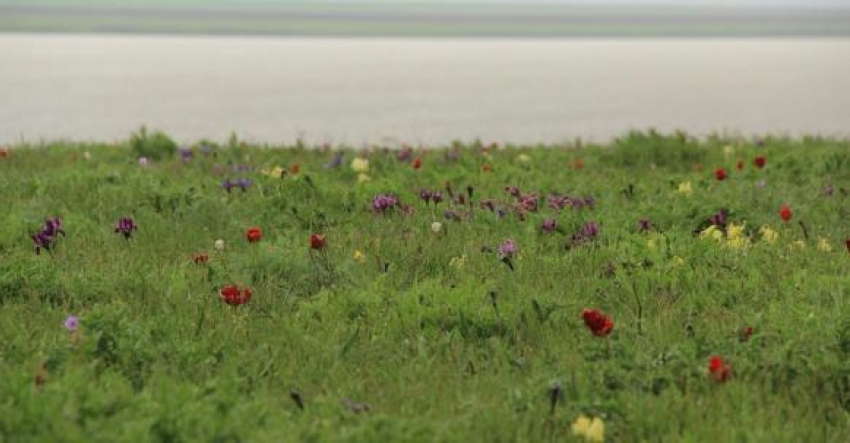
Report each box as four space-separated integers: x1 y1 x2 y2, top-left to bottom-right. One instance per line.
0 132 848 441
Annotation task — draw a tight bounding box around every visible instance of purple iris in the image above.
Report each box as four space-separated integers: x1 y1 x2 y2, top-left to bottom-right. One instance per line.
115 217 137 239
31 217 65 255
541 219 557 233
419 189 432 204
432 192 444 204
236 178 251 192
638 218 652 233
222 179 234 193
372 194 399 213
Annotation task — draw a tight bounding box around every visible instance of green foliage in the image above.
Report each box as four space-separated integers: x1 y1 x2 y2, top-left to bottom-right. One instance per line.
129 126 178 161
0 132 848 441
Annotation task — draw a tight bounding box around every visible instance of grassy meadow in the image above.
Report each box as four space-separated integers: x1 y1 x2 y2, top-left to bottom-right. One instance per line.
0 131 848 442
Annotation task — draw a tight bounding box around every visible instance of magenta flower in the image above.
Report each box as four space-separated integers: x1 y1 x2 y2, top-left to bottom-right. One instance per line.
64 315 79 332
541 219 557 233
31 217 66 255
115 217 137 239
499 239 517 259
372 194 399 213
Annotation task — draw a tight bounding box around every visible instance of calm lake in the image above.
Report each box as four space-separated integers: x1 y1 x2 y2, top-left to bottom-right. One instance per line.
1 34 849 145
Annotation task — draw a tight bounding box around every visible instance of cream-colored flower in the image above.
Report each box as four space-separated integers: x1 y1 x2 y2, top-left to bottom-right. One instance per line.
431 222 443 233
516 153 531 164
262 166 285 178
817 237 833 252
351 157 370 173
83 151 92 161
723 145 735 159
677 181 693 196
357 173 372 183
572 414 604 442
759 225 779 244
214 239 225 251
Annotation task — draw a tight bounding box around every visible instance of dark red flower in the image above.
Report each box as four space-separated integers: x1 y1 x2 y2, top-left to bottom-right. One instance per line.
309 233 326 250
708 356 732 383
736 160 744 171
246 227 262 243
193 252 209 265
779 204 792 222
582 308 613 337
754 156 766 168
412 158 422 169
220 285 252 306
714 168 727 181
740 326 754 342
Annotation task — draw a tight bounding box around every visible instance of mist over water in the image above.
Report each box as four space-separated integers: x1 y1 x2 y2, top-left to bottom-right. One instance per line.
1 34 849 145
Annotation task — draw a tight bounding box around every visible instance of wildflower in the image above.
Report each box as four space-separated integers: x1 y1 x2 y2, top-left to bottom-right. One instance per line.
64 315 79 332
236 178 251 192
723 145 734 159
754 156 766 168
714 168 727 181
573 159 585 170
372 194 399 213
449 255 467 268
700 225 723 242
541 219 556 233
309 233 327 250
246 227 262 243
572 414 604 442
32 232 55 255
466 185 474 199
518 194 538 212
180 148 193 162
779 204 792 222
822 185 835 197
290 164 300 175
708 355 732 383
726 222 749 249
353 250 366 262
222 179 235 192
670 256 685 268
324 152 344 169
790 240 806 250
817 237 832 252
220 285 252 306
431 222 443 233
432 191 444 204
759 225 779 244
357 173 372 183
736 160 744 171
677 181 693 196
482 163 492 172
193 252 209 265
582 221 599 238
262 166 285 178
412 158 422 169
114 217 137 239
397 146 413 161
419 189 432 204
638 218 652 233
214 239 225 251
351 157 369 173
138 156 148 166
498 239 517 259
505 186 521 198
582 308 613 337
516 153 531 164
756 180 767 188
0 147 9 158
740 326 754 342
709 209 728 228
83 151 92 161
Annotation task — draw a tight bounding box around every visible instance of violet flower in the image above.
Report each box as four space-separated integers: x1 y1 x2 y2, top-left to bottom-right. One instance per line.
31 217 66 255
236 178 251 192
498 239 517 271
115 217 137 239
432 192 444 205
32 232 54 255
222 179 234 193
372 194 399 213
541 219 557 233
64 315 79 332
180 148 193 162
324 152 344 169
419 189 432 204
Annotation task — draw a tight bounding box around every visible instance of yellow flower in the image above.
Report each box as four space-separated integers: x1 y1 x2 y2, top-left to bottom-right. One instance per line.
724 222 749 249
353 250 366 262
516 153 531 164
351 157 370 173
357 173 372 183
759 225 779 244
817 237 833 252
670 256 685 268
572 415 605 442
723 145 734 159
700 225 723 242
449 255 467 268
262 166 285 178
677 181 693 196
790 240 806 250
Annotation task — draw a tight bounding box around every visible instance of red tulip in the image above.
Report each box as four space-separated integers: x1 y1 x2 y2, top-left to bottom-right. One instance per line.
309 233 327 250
193 252 209 265
708 356 732 383
582 308 613 337
412 158 422 169
714 168 727 181
779 204 792 222
736 160 744 171
246 227 262 243
220 285 252 306
754 156 766 168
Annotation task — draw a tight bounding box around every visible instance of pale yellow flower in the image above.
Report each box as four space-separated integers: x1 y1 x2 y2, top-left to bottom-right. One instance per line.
670 256 685 268
262 166 285 178
516 153 531 164
700 225 723 242
723 145 735 159
759 225 779 244
431 222 443 233
353 250 366 262
572 415 605 442
790 240 807 250
351 157 370 173
817 237 833 252
357 173 372 183
449 255 467 268
725 223 749 249
677 181 693 196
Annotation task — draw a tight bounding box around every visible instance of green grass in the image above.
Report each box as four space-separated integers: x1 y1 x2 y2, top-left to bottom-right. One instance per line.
1 131 849 442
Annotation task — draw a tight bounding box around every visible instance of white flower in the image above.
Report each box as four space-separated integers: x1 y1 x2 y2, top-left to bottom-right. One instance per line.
138 156 148 166
431 222 443 233
214 239 225 251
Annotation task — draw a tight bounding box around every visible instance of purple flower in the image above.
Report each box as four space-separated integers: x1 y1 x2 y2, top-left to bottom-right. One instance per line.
32 232 54 255
64 315 79 332
237 178 251 192
31 217 66 255
222 179 234 193
822 185 835 197
324 152 344 169
505 186 521 198
497 209 508 218
548 195 569 212
419 189 432 204
396 147 413 161
499 239 517 259
115 217 137 239
432 192 444 204
638 218 652 233
180 148 193 162
709 209 727 228
582 221 599 238
372 194 399 213
138 157 148 166
42 218 65 238
541 219 557 233
519 194 538 212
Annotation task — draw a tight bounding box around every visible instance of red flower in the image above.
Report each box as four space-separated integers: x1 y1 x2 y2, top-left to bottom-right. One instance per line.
736 160 744 171
754 156 766 168
412 158 422 169
740 326 754 342
708 355 732 383
309 233 326 250
582 308 613 337
246 227 262 243
220 285 252 306
290 164 300 175
482 163 492 172
193 252 209 265
714 168 727 181
779 204 792 222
